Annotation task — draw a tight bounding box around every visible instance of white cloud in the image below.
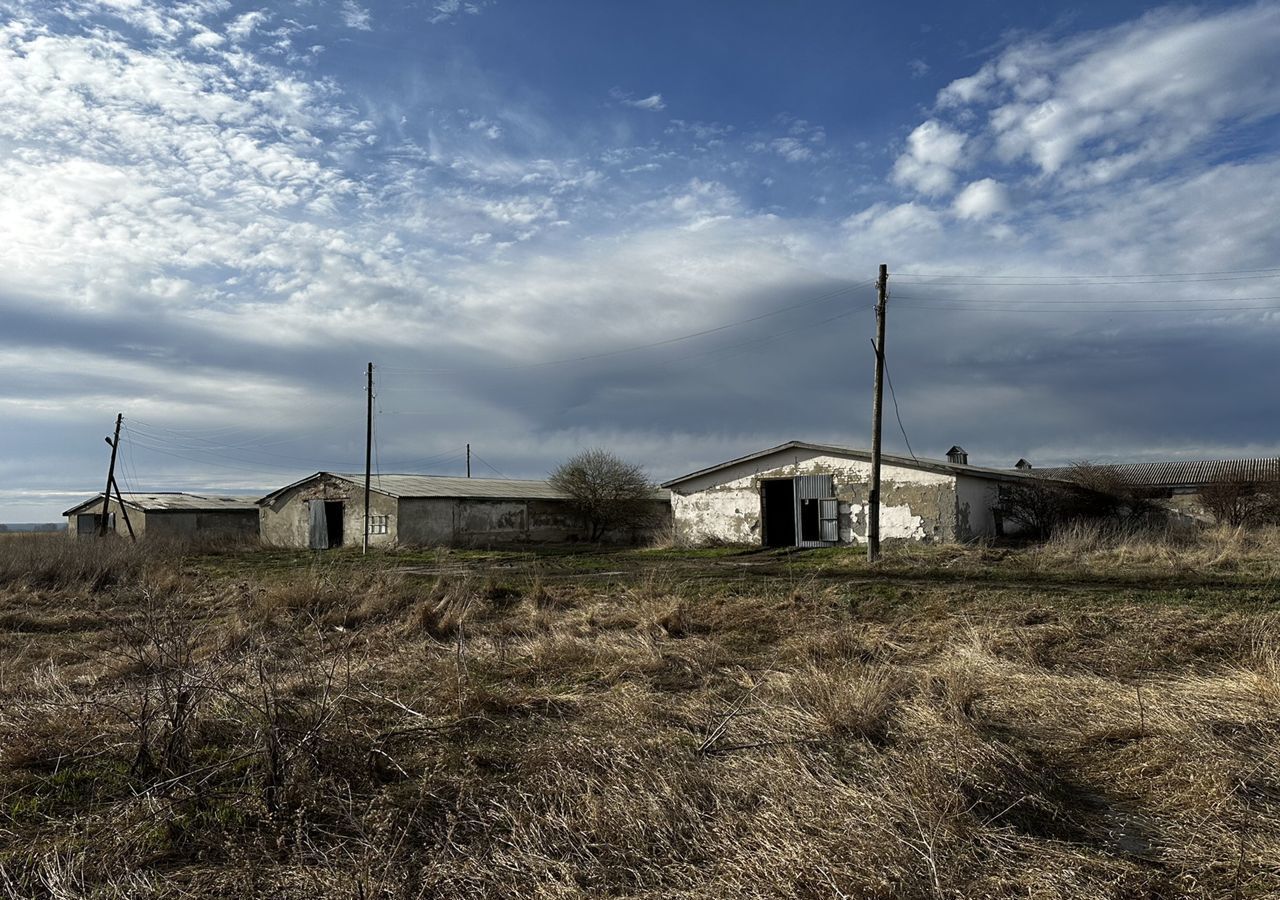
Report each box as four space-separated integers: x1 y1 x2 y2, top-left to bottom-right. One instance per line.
938 4 1280 183
4 0 1280 519
466 115 503 139
430 0 494 24
616 91 666 112
891 120 966 194
340 1 372 30
190 30 224 49
768 137 814 162
937 68 995 108
227 10 268 42
908 58 930 78
952 178 1009 220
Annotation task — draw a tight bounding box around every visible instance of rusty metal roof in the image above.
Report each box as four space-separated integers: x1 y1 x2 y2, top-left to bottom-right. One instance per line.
63 493 260 516
1038 458 1280 488
259 473 669 503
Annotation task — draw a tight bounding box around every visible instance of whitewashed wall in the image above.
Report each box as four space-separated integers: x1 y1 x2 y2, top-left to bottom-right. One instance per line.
669 450 958 546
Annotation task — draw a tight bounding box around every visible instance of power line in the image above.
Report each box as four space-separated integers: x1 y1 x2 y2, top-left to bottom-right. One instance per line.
893 301 1280 313
890 297 1280 311
122 439 311 476
879 343 917 463
469 451 508 479
894 266 1280 281
127 426 363 470
893 275 1280 286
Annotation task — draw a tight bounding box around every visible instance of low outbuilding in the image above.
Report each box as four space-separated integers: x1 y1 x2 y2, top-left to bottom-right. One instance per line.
1035 457 1280 522
62 493 260 542
258 472 671 549
663 441 1043 547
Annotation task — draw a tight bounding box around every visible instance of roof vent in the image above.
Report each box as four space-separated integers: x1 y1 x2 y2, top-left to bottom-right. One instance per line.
1015 458 1033 470
946 445 969 465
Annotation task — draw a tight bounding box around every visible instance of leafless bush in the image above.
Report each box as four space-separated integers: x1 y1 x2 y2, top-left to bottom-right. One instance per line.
115 598 207 780
549 447 659 541
1000 462 1168 539
1199 477 1280 527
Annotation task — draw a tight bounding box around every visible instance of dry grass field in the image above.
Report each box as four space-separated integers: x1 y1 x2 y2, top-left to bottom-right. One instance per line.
2 528 1280 898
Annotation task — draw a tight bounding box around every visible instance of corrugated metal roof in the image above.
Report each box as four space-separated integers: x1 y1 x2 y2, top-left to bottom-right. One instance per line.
63 492 260 515
662 441 1052 488
339 473 573 500
1038 458 1280 488
261 473 669 503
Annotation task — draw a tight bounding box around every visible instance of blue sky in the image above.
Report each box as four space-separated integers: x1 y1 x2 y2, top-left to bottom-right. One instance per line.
3 0 1280 520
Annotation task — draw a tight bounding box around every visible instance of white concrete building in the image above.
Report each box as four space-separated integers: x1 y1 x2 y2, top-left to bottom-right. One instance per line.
662 441 1039 547
258 472 671 549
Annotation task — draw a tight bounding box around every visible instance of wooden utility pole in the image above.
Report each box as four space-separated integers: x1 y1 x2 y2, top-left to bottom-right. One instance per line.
111 475 136 542
99 413 123 537
466 443 471 478
868 264 888 563
363 362 373 555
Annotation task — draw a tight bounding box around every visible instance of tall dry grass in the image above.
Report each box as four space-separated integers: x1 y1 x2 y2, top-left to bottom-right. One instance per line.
1021 521 1280 580
1 541 1279 897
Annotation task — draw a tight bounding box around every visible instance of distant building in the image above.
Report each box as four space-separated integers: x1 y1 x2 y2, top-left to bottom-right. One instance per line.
663 441 1045 547
1034 458 1280 493
258 472 671 549
1033 457 1280 521
62 493 260 541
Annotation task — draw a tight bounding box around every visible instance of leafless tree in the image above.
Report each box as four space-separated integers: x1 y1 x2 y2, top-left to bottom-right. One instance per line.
550 448 656 541
999 462 1167 538
1199 478 1280 527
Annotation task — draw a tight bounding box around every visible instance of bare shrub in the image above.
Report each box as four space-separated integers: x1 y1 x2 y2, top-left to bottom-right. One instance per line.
1200 477 1280 527
549 447 658 541
1001 462 1168 539
116 599 207 779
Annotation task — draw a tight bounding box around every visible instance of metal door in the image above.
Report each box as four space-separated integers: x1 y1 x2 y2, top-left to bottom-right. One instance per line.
794 475 836 547
308 499 329 550
819 499 839 542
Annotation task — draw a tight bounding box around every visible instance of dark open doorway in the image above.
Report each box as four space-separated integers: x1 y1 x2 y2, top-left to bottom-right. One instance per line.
324 501 344 547
798 498 821 543
761 479 796 547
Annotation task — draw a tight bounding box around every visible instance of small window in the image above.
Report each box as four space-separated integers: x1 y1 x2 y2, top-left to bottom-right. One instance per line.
367 515 389 535
76 513 115 534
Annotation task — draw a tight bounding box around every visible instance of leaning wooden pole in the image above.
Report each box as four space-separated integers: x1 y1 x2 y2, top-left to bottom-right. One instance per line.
111 476 136 542
99 413 123 537
868 265 888 563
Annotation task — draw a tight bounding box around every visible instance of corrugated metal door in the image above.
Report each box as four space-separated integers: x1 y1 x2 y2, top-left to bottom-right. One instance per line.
308 500 329 550
794 475 836 547
794 474 834 500
819 499 839 542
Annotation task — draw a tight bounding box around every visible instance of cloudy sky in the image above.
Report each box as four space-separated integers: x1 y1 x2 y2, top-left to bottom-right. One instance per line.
3 0 1280 520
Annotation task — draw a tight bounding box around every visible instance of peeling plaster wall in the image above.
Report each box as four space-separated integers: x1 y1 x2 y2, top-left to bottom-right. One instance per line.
259 475 399 548
670 450 961 546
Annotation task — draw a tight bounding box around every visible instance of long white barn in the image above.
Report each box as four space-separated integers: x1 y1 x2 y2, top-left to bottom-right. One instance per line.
662 441 1040 547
